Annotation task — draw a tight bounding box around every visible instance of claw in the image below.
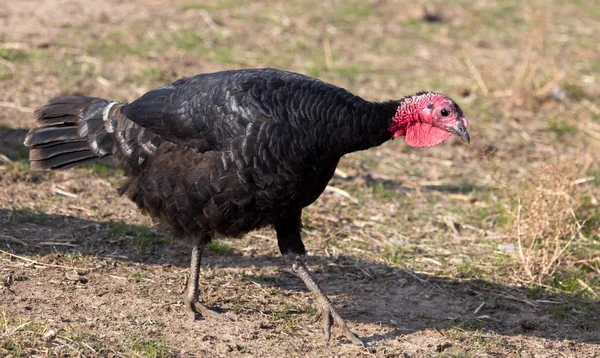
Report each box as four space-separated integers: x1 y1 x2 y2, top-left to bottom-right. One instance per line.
190 309 202 321
317 304 364 346
186 301 204 321
291 255 365 346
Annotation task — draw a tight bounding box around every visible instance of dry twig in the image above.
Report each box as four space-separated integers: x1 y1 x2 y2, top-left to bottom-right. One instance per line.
0 249 91 271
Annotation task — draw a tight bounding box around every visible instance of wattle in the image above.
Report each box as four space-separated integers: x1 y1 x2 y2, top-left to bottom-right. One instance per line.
405 122 452 148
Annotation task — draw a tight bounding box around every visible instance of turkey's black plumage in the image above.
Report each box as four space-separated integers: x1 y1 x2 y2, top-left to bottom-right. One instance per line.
24 68 469 345
28 69 397 245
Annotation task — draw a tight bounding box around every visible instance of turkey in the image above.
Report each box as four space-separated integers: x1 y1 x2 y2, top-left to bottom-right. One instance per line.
24 68 470 345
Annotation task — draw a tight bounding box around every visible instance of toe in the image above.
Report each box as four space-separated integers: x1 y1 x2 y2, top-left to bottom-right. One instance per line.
190 310 202 321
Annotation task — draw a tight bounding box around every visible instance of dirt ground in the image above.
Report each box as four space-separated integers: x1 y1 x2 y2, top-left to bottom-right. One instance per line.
1 0 599 357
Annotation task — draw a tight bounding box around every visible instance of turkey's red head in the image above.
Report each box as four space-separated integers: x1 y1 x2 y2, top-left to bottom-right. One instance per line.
389 92 470 148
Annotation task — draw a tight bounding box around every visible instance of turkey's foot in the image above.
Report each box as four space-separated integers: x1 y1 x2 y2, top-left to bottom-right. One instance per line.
311 295 364 346
185 299 227 321
290 254 365 346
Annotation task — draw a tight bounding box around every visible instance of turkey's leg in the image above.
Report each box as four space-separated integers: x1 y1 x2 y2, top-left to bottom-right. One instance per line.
289 254 365 346
184 241 206 320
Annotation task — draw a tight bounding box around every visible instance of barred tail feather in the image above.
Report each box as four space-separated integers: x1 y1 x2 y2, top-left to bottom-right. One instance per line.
25 96 161 173
24 96 117 170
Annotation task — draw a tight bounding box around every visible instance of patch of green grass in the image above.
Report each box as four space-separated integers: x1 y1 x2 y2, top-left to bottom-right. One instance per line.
177 1 206 11
5 159 48 180
208 47 243 65
525 286 542 299
0 72 14 80
492 253 512 267
224 293 248 313
555 0 600 18
0 338 25 357
445 327 467 341
108 221 131 237
108 221 170 247
562 83 585 101
135 228 169 247
547 304 571 318
0 48 29 62
0 315 22 329
0 315 46 356
548 119 577 136
552 270 584 293
307 63 378 83
168 29 250 66
86 41 139 59
473 2 523 35
384 247 414 267
171 30 204 52
486 299 509 311
459 317 483 331
332 1 377 25
472 207 491 222
402 17 424 30
64 332 111 354
468 201 512 229
61 250 86 263
83 162 117 176
206 241 234 255
10 207 55 225
332 64 380 81
11 147 30 161
266 303 308 336
126 67 174 88
457 262 485 279
270 303 303 320
473 333 505 348
85 31 157 60
371 184 395 199
131 272 146 283
131 338 174 358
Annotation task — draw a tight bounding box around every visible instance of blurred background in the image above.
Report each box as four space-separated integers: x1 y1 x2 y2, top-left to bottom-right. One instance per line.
0 0 599 356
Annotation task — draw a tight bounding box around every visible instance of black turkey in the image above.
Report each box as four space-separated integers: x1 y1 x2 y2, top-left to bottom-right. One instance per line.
24 68 470 345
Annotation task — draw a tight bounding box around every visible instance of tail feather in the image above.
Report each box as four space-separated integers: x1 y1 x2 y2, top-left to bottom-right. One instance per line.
29 141 90 161
24 126 80 147
78 117 104 137
25 96 117 170
25 95 161 173
33 96 102 124
30 150 98 170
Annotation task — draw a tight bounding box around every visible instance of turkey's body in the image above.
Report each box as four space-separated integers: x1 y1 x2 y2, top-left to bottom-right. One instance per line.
24 68 468 346
110 69 395 249
121 138 340 248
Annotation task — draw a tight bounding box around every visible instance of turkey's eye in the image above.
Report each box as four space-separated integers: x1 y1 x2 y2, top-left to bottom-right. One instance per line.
440 108 450 117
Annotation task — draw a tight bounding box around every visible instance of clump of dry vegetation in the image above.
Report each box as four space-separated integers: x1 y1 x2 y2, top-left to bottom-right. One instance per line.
502 161 598 296
464 4 600 299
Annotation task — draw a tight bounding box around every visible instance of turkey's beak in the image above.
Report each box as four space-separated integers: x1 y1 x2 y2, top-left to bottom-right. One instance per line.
446 118 470 145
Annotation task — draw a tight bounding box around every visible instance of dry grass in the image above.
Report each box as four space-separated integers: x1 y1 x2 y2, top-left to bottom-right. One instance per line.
502 161 597 291
453 3 600 299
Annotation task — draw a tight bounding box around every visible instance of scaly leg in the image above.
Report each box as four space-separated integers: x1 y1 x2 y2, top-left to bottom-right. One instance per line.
184 241 206 320
290 254 365 346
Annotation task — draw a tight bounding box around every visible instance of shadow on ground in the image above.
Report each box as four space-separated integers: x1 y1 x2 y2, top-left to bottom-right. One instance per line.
0 125 29 161
1 207 598 346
